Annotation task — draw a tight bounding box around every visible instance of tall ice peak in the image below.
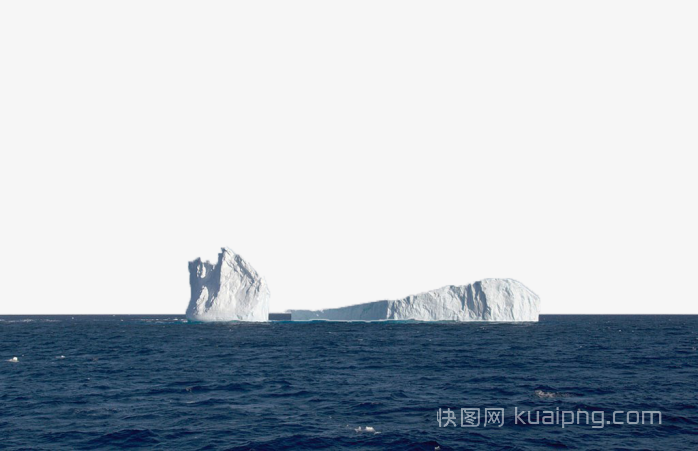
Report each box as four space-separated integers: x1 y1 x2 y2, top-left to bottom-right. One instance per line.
186 247 270 322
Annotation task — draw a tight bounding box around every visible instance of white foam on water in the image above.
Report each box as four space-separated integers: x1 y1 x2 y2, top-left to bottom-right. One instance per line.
354 426 378 434
535 389 570 399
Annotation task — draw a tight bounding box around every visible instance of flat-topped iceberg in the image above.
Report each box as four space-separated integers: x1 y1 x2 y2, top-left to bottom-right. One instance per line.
290 279 540 322
186 248 269 322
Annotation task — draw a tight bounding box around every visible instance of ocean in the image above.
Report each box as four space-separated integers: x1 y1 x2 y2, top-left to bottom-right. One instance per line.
1 315 696 450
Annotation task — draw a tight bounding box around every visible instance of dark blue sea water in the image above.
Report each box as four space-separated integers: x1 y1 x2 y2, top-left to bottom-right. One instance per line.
1 315 696 450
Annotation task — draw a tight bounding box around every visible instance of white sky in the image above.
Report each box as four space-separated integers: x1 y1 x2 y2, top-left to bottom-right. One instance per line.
1 1 696 314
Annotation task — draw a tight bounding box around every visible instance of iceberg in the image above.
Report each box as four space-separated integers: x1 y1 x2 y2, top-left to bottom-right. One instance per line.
186 248 270 322
290 279 540 322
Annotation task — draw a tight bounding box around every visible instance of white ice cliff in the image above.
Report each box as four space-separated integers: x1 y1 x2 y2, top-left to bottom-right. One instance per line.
290 279 540 322
186 248 270 322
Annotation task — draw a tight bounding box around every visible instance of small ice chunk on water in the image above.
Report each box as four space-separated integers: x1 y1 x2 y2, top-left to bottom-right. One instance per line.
535 389 554 398
7 357 18 362
355 426 377 433
535 389 570 399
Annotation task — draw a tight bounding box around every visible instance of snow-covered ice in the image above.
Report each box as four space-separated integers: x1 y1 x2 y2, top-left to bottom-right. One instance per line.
290 279 540 322
185 248 269 322
184 248 539 323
